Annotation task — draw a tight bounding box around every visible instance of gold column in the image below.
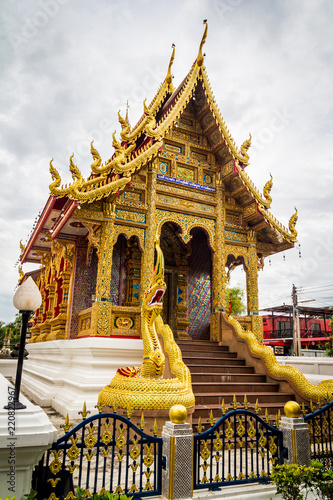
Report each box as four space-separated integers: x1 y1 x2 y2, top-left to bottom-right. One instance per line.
91 203 115 336
141 162 157 292
211 176 226 341
246 231 263 343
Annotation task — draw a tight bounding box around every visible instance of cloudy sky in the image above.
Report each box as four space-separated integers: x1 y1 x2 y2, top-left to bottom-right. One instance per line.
1 0 332 323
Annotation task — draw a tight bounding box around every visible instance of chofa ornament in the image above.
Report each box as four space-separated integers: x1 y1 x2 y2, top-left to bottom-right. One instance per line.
98 237 195 410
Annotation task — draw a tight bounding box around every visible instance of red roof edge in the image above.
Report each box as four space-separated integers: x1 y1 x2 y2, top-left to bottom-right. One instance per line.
52 200 78 239
21 196 57 264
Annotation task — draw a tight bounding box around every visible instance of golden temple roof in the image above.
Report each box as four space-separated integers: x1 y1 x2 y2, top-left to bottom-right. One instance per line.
47 21 297 246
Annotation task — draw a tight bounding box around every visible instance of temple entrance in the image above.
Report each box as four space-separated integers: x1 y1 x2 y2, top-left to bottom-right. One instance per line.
186 228 212 340
160 222 188 336
110 234 142 306
160 223 212 340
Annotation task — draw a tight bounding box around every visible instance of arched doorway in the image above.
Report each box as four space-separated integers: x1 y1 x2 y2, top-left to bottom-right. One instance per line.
110 234 142 306
186 228 212 340
160 222 189 335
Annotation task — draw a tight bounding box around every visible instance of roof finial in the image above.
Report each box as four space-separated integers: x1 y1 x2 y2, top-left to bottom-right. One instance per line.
125 100 130 123
197 20 208 67
166 44 176 86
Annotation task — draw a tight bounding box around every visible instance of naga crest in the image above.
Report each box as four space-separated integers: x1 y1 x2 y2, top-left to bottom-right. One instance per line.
142 237 166 326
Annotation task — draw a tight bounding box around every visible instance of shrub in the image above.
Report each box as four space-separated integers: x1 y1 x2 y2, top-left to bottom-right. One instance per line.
271 461 333 500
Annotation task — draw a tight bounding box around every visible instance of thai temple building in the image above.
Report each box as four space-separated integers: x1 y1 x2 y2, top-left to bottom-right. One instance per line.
20 23 297 350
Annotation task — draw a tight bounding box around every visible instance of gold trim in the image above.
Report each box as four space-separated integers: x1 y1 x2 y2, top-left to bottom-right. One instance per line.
169 436 175 500
291 429 297 464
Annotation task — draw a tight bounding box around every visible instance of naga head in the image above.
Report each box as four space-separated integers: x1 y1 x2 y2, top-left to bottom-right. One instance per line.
143 236 166 325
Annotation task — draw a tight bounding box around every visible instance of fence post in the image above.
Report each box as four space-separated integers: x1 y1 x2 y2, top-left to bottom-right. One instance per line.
280 401 311 465
162 405 193 500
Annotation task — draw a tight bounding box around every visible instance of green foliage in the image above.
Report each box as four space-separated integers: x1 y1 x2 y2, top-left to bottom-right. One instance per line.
0 496 15 500
226 283 246 315
0 314 22 350
24 493 37 500
271 461 333 500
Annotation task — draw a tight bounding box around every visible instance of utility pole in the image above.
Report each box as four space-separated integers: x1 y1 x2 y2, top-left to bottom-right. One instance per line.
292 284 301 356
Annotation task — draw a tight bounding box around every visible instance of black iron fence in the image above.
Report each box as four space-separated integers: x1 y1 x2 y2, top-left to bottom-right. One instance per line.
32 412 163 500
193 409 284 489
304 400 333 469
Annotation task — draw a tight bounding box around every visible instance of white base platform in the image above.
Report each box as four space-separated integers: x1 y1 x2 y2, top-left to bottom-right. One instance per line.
0 374 57 499
21 337 143 418
0 358 17 378
278 356 333 385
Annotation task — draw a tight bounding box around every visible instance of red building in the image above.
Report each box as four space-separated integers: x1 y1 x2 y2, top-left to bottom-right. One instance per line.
261 305 332 355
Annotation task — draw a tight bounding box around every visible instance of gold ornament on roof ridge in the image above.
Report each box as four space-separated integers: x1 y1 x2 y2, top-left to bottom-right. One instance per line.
126 44 177 140
19 239 25 258
166 44 175 87
228 315 333 400
90 140 102 170
18 266 24 284
263 173 273 208
288 207 298 240
258 205 297 243
196 20 208 68
240 133 252 164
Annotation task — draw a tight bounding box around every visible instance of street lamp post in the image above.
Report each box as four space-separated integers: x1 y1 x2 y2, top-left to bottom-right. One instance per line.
4 277 42 410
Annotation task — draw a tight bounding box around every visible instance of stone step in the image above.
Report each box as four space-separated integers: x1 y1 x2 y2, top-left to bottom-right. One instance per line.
176 343 229 352
192 382 280 393
194 392 294 406
183 354 241 364
191 373 266 383
188 364 253 374
176 340 218 346
181 349 237 358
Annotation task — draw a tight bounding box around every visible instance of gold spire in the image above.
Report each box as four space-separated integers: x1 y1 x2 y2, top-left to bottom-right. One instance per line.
288 207 298 241
125 100 130 123
18 266 24 284
90 140 102 170
263 173 273 208
240 133 252 163
196 20 208 67
166 44 175 87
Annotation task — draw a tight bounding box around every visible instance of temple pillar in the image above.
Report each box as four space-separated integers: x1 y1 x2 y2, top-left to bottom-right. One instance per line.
176 262 190 338
141 162 157 292
91 203 116 337
124 238 142 306
211 176 226 341
246 231 263 344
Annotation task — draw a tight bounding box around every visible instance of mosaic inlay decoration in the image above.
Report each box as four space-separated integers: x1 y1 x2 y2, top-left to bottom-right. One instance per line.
177 166 195 182
156 174 216 193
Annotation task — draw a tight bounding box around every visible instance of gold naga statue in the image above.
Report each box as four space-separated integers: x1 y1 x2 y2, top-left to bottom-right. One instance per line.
98 238 195 411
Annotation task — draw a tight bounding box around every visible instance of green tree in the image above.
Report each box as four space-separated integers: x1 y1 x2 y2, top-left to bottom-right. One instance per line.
226 284 246 315
0 314 22 350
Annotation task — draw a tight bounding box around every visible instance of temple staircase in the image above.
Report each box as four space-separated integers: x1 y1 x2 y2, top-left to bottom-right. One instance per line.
176 339 295 427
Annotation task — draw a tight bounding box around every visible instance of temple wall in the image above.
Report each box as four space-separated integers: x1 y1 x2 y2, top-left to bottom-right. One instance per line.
70 238 97 338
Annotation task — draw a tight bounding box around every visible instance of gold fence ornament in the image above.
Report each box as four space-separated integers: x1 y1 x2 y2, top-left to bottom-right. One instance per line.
242 394 249 409
220 399 227 415
196 417 205 434
78 401 91 420
254 399 261 415
60 414 73 434
208 409 216 427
